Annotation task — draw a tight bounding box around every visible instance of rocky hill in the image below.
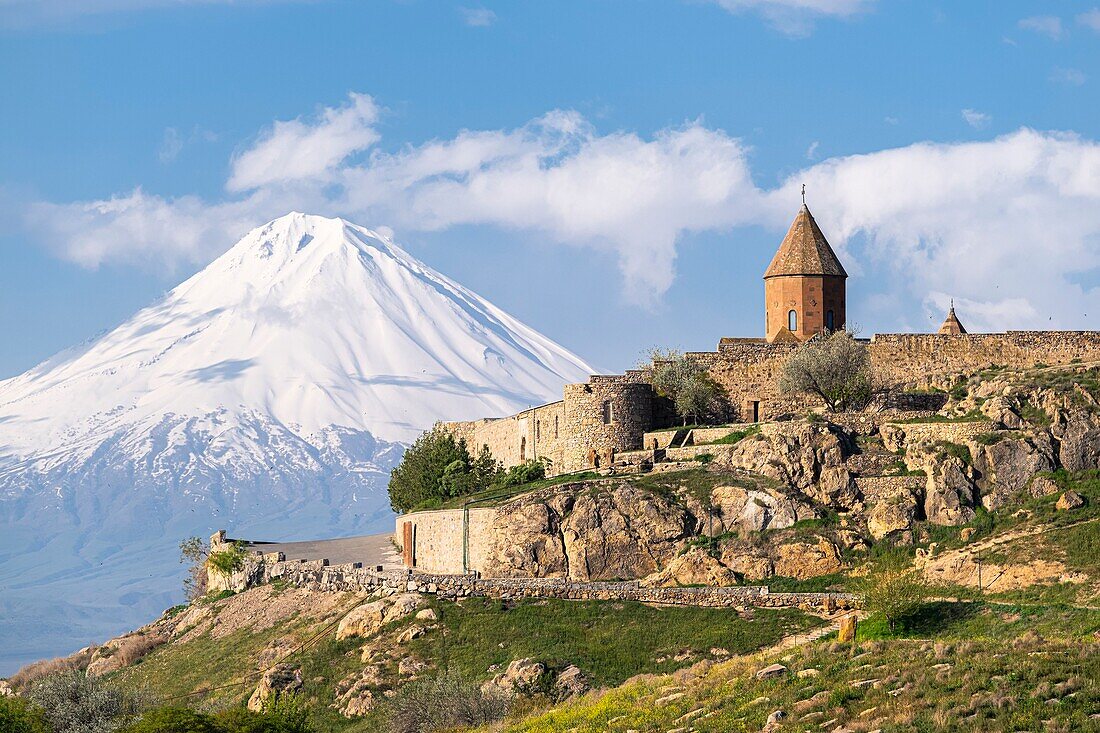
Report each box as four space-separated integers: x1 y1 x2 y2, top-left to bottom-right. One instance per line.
4 363 1100 732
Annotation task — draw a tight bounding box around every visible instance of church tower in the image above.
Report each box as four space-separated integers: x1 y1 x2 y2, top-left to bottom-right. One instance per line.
764 203 847 342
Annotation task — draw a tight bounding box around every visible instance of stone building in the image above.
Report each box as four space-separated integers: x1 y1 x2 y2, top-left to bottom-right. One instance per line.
763 203 847 343
443 203 1100 476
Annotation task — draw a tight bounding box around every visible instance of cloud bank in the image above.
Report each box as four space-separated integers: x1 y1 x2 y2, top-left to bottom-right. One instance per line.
26 94 1100 332
708 0 876 36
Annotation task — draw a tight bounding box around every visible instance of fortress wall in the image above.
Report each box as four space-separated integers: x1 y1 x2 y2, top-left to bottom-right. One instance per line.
880 419 996 451
444 402 568 472
560 376 655 473
869 332 1100 385
692 341 802 422
395 507 497 575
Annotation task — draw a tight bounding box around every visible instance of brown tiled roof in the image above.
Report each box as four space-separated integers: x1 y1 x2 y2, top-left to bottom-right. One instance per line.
938 305 967 335
764 204 847 279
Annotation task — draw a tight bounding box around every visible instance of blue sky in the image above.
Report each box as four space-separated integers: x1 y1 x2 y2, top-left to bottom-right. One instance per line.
2 0 1100 377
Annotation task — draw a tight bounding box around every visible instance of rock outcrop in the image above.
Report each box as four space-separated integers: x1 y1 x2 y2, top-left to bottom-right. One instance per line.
336 593 422 640
248 664 303 711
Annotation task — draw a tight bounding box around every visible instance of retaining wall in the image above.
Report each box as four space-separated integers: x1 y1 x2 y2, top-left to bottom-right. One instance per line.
246 559 857 612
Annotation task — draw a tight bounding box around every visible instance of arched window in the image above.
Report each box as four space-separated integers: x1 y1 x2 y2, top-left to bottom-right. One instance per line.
536 421 541 440
826 310 835 331
788 309 797 332
554 415 559 439
520 437 526 461
602 400 613 425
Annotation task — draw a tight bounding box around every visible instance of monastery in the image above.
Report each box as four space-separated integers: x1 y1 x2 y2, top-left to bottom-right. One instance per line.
444 203 1100 477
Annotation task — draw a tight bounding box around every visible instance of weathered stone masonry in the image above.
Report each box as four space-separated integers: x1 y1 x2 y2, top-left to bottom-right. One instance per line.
221 556 857 614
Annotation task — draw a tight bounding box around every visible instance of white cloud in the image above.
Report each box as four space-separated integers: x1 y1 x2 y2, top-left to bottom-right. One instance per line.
1079 8 1100 32
227 93 381 192
1050 67 1087 86
961 108 991 129
459 6 496 27
28 96 1100 330
1018 15 1065 40
707 0 875 36
806 141 820 159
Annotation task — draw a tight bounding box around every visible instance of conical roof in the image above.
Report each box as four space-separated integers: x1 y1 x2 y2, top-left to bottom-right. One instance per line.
764 204 847 279
938 304 967 335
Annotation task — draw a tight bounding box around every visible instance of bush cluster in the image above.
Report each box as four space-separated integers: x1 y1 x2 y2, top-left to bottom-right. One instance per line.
4 672 313 733
388 424 504 512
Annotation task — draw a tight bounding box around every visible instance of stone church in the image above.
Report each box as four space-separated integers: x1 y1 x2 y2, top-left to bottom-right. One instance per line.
444 204 1097 476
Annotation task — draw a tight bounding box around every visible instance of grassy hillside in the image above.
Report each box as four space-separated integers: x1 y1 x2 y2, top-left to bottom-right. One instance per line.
111 588 821 732
489 602 1100 732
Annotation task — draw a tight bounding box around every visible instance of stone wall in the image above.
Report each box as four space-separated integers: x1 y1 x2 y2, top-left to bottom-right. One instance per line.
870 332 1100 386
880 419 995 452
236 558 858 613
445 331 1100 476
395 508 497 574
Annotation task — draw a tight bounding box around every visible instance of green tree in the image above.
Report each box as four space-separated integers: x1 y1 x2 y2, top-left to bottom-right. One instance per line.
779 330 872 412
389 424 475 512
179 536 208 600
856 561 931 633
0 695 51 733
645 348 723 425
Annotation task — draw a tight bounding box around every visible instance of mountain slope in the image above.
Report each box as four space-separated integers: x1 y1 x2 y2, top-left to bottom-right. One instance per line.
0 213 593 674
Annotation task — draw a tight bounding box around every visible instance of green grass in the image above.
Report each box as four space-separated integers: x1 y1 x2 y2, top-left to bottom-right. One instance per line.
492 602 1100 733
706 425 760 445
407 597 819 689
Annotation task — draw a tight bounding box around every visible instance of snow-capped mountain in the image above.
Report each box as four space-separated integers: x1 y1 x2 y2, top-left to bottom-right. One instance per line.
0 213 593 674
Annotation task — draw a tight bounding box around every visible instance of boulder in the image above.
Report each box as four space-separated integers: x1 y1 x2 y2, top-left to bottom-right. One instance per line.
560 485 691 581
974 434 1056 510
414 608 438 622
336 594 422 640
921 452 976 526
552 665 589 701
981 396 1024 429
485 501 570 577
755 663 788 680
867 490 919 540
714 420 847 496
1029 475 1061 498
642 547 739 588
247 664 302 712
773 539 843 580
718 545 774 580
1053 410 1100 471
336 600 388 641
837 615 857 643
483 658 547 697
1056 490 1085 511
709 484 816 534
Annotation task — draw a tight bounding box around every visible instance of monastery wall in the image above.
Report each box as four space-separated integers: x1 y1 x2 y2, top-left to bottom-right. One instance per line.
869 331 1100 385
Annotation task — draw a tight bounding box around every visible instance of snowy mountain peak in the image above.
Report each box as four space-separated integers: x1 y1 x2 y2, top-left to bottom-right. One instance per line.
0 213 593 672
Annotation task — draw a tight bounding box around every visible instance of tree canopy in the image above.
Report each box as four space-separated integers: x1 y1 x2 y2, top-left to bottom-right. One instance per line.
779 330 872 412
646 348 724 425
387 425 502 512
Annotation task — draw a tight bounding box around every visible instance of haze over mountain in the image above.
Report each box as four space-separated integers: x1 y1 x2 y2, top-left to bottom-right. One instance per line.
0 213 593 674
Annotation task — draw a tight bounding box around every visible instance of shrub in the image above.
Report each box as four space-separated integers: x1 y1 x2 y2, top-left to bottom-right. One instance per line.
382 670 510 733
124 698 313 733
779 331 872 412
0 695 51 733
206 542 248 578
499 458 546 487
645 348 724 425
855 560 932 633
27 671 144 733
115 634 167 667
388 424 502 512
